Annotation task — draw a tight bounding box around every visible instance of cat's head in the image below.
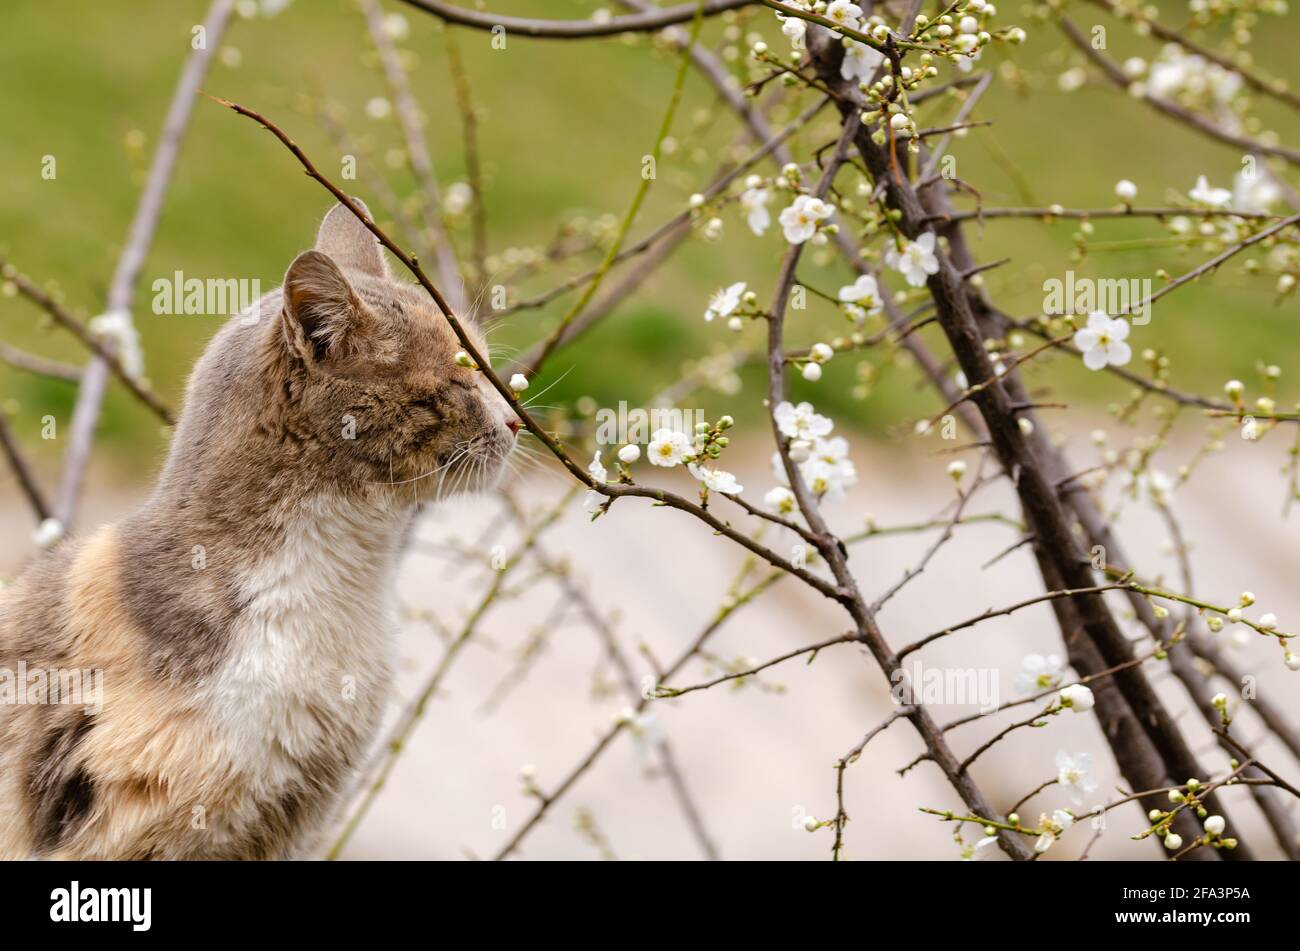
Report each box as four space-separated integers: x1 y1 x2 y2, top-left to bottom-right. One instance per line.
272 201 520 501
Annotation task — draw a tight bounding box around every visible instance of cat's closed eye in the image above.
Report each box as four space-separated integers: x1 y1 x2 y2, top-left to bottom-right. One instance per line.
408 395 447 417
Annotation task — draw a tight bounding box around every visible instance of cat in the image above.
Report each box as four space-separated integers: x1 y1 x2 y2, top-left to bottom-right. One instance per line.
0 201 519 859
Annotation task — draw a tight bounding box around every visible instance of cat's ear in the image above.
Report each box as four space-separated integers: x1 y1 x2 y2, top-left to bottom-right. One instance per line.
281 250 374 363
314 199 389 279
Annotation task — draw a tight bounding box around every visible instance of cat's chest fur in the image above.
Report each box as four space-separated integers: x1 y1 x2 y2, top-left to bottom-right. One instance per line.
199 495 405 792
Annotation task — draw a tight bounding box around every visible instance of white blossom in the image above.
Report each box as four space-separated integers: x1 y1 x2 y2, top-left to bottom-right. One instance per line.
1016 653 1065 694
1189 175 1232 208
1122 56 1147 78
705 282 746 322
1131 469 1175 507
774 400 833 441
764 486 796 513
1073 311 1132 370
837 273 883 315
583 450 608 514
798 459 848 501
89 309 144 378
1115 179 1137 201
740 188 771 236
1204 815 1226 836
688 462 744 495
966 835 1000 860
1232 169 1280 214
444 183 473 217
1056 750 1098 806
781 14 807 47
809 435 852 469
647 428 694 467
840 40 884 82
824 0 863 31
769 433 857 503
1058 67 1086 91
1034 810 1074 853
1147 47 1242 105
778 195 834 244
805 439 856 500
885 233 940 287
617 444 641 464
1059 683 1095 713
381 12 410 40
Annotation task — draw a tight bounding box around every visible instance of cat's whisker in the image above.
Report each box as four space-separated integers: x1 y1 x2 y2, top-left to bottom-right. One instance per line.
369 445 468 487
521 365 575 409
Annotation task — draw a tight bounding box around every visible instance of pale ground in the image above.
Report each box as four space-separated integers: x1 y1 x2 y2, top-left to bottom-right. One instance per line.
3 424 1298 861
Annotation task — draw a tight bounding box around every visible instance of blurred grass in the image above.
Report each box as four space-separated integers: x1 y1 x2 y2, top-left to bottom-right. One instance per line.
0 0 1297 479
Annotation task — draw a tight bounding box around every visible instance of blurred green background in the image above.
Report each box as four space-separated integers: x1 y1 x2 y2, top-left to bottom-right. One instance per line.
1 0 1297 482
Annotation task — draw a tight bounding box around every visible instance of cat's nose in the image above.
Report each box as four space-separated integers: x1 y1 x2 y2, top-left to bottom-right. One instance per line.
506 417 522 435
